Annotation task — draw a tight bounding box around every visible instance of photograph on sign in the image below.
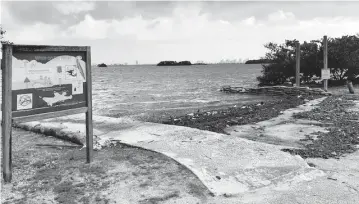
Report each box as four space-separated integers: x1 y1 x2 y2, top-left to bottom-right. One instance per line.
11 52 87 115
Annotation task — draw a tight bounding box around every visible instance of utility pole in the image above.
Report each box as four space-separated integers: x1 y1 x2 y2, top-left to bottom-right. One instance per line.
295 41 300 87
323 35 328 92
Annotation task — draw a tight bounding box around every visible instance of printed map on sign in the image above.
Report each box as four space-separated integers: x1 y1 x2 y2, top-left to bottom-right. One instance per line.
12 55 86 110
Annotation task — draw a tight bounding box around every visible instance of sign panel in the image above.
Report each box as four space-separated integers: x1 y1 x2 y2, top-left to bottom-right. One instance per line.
321 69 330 80
11 51 87 117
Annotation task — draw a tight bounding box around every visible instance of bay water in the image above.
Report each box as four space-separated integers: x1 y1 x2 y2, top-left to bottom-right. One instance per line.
1 63 270 118
92 64 269 118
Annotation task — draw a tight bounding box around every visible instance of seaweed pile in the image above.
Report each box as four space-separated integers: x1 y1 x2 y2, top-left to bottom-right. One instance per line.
282 95 359 159
162 95 321 134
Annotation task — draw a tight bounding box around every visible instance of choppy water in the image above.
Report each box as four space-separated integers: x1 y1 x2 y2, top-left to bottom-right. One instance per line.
1 64 270 118
92 64 268 117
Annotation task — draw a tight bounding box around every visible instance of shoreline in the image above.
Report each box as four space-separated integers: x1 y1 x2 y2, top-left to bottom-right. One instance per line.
132 96 281 122
143 91 359 160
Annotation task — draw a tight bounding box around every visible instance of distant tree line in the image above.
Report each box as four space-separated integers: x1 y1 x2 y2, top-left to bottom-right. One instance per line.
245 59 272 64
157 61 192 66
257 34 359 86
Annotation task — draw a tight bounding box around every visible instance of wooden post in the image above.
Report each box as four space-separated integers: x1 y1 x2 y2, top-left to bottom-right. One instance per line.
2 44 13 182
85 46 93 163
347 81 355 94
323 35 328 92
296 41 300 87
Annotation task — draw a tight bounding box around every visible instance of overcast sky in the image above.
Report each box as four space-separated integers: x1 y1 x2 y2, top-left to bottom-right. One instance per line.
1 1 359 64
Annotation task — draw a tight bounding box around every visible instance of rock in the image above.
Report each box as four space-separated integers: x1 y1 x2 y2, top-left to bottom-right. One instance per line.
220 85 231 91
327 177 337 181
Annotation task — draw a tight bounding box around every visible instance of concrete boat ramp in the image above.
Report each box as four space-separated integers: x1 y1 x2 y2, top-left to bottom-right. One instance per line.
13 98 329 197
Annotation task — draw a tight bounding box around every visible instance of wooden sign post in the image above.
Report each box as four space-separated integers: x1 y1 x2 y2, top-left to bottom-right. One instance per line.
295 41 301 87
1 44 93 182
2 44 13 182
323 35 328 92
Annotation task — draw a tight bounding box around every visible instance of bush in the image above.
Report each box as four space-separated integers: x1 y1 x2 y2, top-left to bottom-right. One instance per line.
257 34 359 87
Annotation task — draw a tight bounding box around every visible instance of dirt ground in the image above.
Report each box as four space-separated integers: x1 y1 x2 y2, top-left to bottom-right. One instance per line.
1 128 211 204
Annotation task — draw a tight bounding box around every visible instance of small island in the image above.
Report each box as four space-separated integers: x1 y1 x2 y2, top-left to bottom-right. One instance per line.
157 61 191 66
97 63 108 67
157 61 208 66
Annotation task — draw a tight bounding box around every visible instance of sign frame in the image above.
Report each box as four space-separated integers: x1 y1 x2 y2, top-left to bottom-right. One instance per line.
1 43 93 182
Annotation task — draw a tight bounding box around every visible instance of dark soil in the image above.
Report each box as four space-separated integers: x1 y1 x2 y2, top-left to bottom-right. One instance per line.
161 94 322 134
282 95 359 159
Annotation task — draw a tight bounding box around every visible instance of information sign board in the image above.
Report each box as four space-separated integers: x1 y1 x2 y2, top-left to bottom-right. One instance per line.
1 44 93 182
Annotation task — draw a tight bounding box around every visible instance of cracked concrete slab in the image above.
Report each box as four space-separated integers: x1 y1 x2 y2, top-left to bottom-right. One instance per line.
7 98 328 196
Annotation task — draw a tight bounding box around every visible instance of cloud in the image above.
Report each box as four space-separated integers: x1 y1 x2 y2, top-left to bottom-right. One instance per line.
268 10 295 22
146 20 160 29
3 1 64 25
296 17 359 40
68 9 359 63
55 1 95 15
2 1 359 64
242 16 256 25
8 23 62 43
0 2 2 23
67 14 111 40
